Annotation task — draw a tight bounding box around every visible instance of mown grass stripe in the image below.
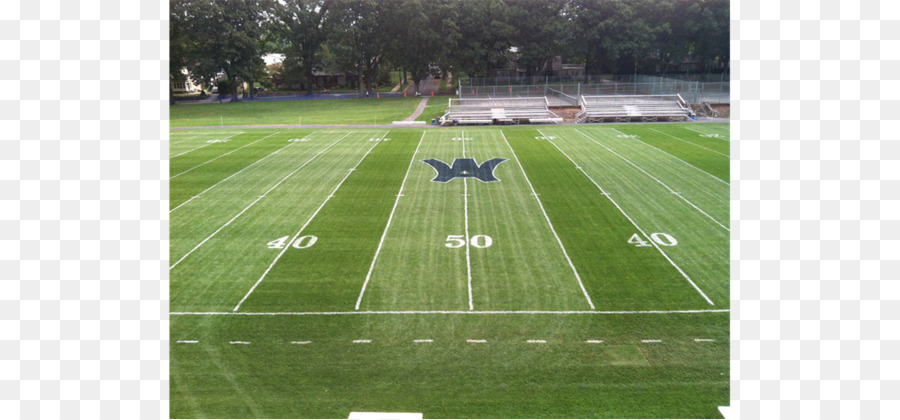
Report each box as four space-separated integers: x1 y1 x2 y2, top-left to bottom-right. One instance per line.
573 128 728 231
235 131 423 312
537 128 714 306
356 132 427 310
647 127 728 158
170 132 352 270
499 130 595 310
613 125 729 182
233 133 386 312
171 132 281 179
170 139 299 213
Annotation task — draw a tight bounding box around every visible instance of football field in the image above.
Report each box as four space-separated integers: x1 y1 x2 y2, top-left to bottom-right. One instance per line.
170 123 730 418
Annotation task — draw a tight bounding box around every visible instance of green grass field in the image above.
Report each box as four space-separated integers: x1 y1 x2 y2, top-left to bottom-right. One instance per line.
169 122 730 418
169 97 424 127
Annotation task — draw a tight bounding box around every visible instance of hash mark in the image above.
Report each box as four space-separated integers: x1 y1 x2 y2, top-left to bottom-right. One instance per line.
353 339 372 344
413 339 433 343
641 339 662 343
585 340 604 344
694 339 716 342
176 340 198 344
526 340 547 344
467 339 487 343
229 341 251 345
290 341 312 345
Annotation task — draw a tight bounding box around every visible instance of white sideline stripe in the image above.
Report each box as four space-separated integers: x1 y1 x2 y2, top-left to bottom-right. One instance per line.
170 132 353 270
355 132 427 310
290 341 312 345
467 339 487 343
171 131 245 158
176 340 199 344
413 339 433 343
641 339 662 343
170 140 300 213
353 340 372 344
647 127 729 158
170 132 280 179
462 130 473 311
229 341 251 345
694 338 716 342
586 340 604 344
234 132 386 312
171 309 729 316
613 130 728 185
527 340 547 344
500 130 596 310
575 129 729 232
538 129 715 306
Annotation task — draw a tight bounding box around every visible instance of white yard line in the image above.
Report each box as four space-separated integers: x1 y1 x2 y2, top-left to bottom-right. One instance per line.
647 127 729 158
614 131 728 185
537 129 715 306
233 132 387 312
355 132 427 310
462 130 473 311
169 132 353 269
170 139 301 213
683 125 730 141
171 309 729 316
574 129 728 232
170 134 204 146
500 130 596 310
171 132 280 179
171 131 245 158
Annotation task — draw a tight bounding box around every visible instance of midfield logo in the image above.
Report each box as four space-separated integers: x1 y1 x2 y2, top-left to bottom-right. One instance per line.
422 158 508 183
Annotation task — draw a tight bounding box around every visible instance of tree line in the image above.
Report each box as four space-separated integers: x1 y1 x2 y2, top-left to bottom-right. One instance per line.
170 0 728 102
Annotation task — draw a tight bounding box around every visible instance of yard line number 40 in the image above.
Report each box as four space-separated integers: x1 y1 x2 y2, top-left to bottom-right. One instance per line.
628 232 678 247
267 235 318 249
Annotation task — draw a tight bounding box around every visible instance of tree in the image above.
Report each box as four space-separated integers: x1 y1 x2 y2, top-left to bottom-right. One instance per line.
386 0 451 94
169 0 193 104
327 0 391 93
447 0 513 78
180 0 272 102
505 0 569 77
273 0 332 94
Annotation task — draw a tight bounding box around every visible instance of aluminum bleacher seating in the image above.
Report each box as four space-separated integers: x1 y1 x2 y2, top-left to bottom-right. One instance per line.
576 94 693 123
440 97 563 126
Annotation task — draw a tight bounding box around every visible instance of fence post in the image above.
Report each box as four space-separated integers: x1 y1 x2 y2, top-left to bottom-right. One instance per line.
576 82 581 105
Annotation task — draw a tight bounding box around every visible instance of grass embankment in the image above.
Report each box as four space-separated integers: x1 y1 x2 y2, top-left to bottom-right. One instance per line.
170 97 423 127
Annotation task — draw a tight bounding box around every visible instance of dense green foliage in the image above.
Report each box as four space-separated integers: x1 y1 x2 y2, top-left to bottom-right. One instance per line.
171 0 729 96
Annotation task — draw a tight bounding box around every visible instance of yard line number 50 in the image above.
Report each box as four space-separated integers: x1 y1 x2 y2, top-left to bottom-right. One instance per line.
628 232 678 247
445 235 492 248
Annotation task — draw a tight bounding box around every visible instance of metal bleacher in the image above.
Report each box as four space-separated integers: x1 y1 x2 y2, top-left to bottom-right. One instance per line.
576 94 693 123
440 97 563 126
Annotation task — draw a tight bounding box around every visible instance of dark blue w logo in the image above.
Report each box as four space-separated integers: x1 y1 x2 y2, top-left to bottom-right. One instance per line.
422 158 508 183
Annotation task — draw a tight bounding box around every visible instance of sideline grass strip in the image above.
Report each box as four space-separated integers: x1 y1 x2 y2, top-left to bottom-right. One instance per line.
170 311 729 419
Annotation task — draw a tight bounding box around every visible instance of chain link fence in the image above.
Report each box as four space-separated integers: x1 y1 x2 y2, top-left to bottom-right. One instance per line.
458 74 729 105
